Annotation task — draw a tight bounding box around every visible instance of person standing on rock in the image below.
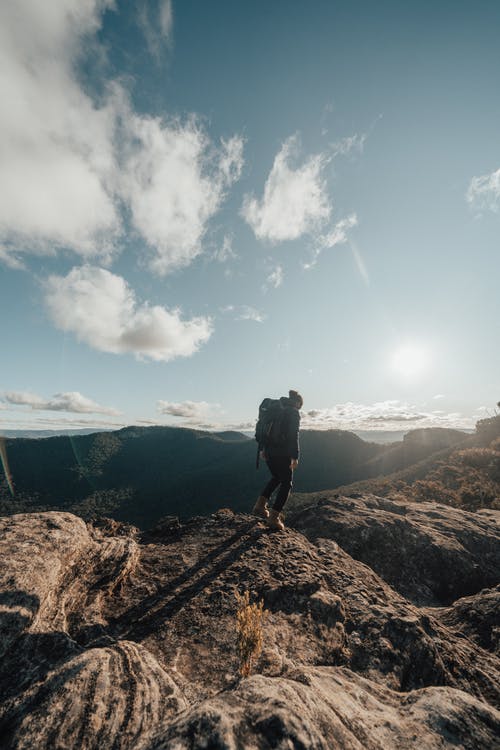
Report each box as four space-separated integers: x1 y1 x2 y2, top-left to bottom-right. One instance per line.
253 389 303 531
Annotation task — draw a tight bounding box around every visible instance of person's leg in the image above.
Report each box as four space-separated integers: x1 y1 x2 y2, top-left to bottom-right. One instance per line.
267 457 291 530
260 455 281 500
253 455 280 517
271 457 293 513
261 475 280 500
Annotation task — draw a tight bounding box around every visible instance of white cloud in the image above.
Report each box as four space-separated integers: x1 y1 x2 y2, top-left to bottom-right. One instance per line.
159 0 173 37
302 401 475 431
221 305 266 323
0 1 244 273
236 306 266 323
157 400 219 419
331 133 366 158
139 0 173 59
44 265 213 361
318 213 358 249
3 390 121 416
120 117 244 274
466 168 500 212
304 214 358 270
0 246 25 271
241 135 331 243
213 235 237 263
268 265 284 288
153 407 254 432
0 0 120 265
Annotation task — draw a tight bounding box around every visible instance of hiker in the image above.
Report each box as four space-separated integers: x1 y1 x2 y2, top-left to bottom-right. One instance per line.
253 389 303 531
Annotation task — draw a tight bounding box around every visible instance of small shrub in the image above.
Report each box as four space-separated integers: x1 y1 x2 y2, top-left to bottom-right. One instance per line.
459 480 498 511
235 590 267 677
490 437 500 453
411 479 459 505
456 448 497 469
476 414 500 445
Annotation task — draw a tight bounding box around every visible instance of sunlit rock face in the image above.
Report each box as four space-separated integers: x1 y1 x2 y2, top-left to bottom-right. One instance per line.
0 506 499 749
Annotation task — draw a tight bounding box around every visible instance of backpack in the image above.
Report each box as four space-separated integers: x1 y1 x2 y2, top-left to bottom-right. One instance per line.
255 398 287 468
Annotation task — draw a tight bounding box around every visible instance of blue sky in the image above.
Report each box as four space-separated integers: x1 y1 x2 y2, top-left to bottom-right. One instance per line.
0 0 499 434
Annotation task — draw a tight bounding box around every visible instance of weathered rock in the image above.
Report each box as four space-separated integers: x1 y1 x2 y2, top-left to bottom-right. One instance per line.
0 512 92 658
289 494 500 605
1 507 500 749
0 513 186 748
145 668 500 750
0 638 186 750
430 585 500 654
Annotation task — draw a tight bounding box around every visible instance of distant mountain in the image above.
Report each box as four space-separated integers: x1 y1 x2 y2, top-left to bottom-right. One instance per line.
331 415 500 513
360 427 469 477
352 429 409 443
0 428 114 439
0 424 471 528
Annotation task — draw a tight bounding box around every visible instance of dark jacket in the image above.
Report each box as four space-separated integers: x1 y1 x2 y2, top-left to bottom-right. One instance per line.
267 396 301 460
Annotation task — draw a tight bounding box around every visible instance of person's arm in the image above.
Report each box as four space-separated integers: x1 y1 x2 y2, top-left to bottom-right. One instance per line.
289 408 300 467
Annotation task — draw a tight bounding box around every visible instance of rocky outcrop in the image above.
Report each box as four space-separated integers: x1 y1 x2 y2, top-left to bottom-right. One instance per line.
150 669 500 750
0 513 185 749
430 584 500 654
1 506 499 749
289 494 500 605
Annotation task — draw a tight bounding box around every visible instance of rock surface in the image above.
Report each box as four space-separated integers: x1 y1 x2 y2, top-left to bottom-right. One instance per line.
429 584 500 654
289 493 500 605
1 504 499 749
150 669 500 750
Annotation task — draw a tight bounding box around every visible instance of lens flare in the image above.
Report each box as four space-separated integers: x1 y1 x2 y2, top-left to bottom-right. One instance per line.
0 438 14 495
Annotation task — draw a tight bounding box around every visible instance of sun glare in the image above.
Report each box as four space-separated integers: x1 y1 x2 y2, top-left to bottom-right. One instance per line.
391 344 430 379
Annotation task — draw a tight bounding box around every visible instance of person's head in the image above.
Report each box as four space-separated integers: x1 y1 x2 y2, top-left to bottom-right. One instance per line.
289 389 303 409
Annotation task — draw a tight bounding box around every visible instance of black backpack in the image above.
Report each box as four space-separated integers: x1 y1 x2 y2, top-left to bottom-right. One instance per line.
255 398 287 468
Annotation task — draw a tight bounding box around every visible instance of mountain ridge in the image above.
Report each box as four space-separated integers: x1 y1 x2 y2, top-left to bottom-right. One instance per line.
0 424 472 528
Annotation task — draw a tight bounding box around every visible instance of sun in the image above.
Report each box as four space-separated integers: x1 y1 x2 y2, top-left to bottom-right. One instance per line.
391 344 430 379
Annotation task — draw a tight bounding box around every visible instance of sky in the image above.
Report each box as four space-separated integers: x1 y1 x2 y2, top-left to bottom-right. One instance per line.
0 0 499 435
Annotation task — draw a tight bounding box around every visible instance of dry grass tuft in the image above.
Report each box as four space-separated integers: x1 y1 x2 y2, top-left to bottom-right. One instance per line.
235 590 268 677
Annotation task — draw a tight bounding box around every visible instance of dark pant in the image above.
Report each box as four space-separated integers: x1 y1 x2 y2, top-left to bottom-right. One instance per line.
261 455 293 513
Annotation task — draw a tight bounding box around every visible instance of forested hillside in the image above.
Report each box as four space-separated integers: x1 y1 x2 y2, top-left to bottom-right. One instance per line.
0 424 470 528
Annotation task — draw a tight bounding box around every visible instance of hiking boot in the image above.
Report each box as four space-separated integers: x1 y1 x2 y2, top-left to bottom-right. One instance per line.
267 509 285 531
253 495 270 519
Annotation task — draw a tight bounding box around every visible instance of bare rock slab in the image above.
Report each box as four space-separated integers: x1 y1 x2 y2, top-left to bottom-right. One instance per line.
290 494 500 605
1 508 500 748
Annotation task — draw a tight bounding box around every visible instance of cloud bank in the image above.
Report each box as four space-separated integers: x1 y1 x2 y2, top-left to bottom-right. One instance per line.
3 390 120 416
44 266 213 361
302 401 475 431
